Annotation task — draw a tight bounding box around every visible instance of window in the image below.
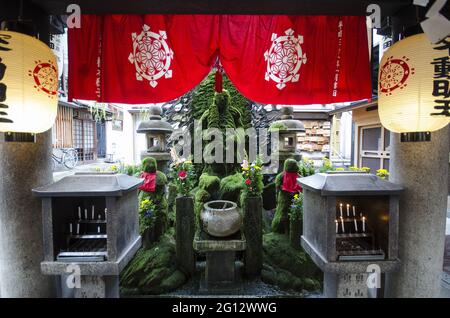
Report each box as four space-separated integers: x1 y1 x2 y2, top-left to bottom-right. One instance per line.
359 125 390 173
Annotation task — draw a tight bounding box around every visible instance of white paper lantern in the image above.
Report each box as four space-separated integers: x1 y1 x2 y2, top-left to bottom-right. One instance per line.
0 30 58 133
378 33 450 133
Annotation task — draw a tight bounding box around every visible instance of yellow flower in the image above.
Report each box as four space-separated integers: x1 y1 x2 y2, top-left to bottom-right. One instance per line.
254 166 261 171
294 194 299 200
242 167 250 171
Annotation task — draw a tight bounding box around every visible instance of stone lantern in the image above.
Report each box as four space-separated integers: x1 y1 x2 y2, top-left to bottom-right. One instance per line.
137 105 173 173
269 106 305 172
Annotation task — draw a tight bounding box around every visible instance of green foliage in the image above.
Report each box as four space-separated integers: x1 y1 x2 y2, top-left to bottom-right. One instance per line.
376 168 389 179
139 198 157 234
120 233 187 295
262 233 322 292
299 158 315 177
142 157 157 173
319 157 335 173
289 192 303 222
169 160 197 197
241 156 264 198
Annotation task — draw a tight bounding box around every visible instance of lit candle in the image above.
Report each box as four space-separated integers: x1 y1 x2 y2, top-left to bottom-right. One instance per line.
335 220 338 234
340 216 345 233
78 207 81 220
69 223 73 234
354 216 358 232
91 206 95 220
339 203 343 218
97 226 101 234
98 214 101 220
76 223 80 234
362 216 366 232
346 204 350 217
84 209 88 220
352 206 356 217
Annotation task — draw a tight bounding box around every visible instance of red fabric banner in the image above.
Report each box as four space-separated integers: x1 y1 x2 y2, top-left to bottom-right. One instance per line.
68 15 102 101
101 15 218 103
68 15 371 105
219 15 371 104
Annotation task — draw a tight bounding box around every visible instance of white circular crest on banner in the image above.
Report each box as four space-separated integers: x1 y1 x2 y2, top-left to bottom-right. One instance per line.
128 24 174 88
264 28 307 90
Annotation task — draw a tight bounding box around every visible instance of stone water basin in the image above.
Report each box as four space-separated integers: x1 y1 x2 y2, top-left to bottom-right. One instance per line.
201 200 242 237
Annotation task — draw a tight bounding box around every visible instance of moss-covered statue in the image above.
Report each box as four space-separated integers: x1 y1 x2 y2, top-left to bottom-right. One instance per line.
271 159 302 234
139 157 168 245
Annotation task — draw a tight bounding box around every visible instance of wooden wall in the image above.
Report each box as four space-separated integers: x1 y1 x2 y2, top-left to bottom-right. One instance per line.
52 105 73 149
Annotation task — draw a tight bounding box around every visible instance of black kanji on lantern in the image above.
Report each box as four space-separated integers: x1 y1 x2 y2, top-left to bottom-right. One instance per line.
431 56 450 79
433 80 450 98
0 56 13 123
431 100 450 116
0 34 12 52
434 38 450 55
431 40 450 117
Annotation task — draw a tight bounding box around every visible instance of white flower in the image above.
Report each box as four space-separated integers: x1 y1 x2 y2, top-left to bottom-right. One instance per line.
241 159 249 170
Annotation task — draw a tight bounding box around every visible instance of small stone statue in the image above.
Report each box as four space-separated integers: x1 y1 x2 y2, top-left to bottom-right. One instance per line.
139 157 168 243
271 158 302 234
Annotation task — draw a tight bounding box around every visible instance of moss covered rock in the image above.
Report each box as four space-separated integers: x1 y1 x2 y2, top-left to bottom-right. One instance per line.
120 234 187 295
198 173 221 197
220 172 244 204
261 232 322 292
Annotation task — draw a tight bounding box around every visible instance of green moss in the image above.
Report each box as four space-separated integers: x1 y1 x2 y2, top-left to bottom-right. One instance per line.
198 173 221 196
220 172 244 204
120 234 187 295
142 157 157 173
261 232 322 292
284 159 299 173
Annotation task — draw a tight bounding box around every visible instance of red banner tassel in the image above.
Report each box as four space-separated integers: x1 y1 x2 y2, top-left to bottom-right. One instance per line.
215 70 223 93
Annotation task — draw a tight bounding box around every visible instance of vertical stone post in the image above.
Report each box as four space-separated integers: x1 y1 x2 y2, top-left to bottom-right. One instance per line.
175 196 196 276
0 131 55 297
387 127 449 297
243 196 263 276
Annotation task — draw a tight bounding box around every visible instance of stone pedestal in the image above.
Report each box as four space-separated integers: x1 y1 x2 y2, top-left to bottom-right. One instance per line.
58 275 119 298
193 230 246 290
176 196 196 276
0 131 55 297
387 127 449 298
243 197 263 276
324 273 377 298
206 251 235 282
